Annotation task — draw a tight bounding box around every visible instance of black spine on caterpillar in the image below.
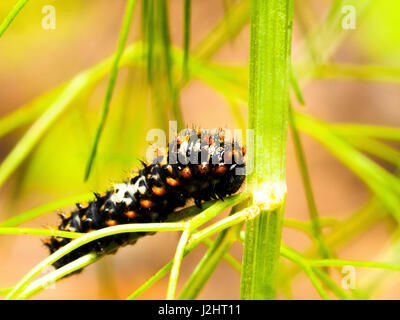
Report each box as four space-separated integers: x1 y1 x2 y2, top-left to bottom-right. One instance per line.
44 128 246 270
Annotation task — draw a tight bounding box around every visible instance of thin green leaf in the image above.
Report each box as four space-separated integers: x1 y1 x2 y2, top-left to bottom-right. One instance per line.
289 106 331 259
0 192 92 227
84 0 137 181
0 0 29 38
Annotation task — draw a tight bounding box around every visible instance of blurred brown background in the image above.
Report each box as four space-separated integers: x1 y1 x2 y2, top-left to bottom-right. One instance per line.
0 0 399 299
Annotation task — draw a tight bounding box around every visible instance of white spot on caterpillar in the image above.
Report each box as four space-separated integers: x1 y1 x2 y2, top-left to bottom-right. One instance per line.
133 176 147 195
111 183 135 205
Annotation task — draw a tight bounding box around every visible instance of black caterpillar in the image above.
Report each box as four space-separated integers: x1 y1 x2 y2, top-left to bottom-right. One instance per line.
44 128 246 270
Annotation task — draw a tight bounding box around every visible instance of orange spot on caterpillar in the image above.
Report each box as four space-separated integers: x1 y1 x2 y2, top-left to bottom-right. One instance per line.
215 165 227 174
181 167 192 178
166 177 179 187
106 220 117 227
166 165 174 174
242 146 247 156
152 186 166 196
125 211 137 218
140 199 154 209
198 163 209 173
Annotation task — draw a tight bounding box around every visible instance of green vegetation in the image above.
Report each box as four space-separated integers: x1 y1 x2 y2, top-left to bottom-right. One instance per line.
1 0 400 300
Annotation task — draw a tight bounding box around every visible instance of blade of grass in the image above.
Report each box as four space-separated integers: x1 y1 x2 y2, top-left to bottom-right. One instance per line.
0 0 29 38
84 0 137 181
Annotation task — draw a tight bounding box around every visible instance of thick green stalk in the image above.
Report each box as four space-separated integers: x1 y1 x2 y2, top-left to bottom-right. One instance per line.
241 0 293 300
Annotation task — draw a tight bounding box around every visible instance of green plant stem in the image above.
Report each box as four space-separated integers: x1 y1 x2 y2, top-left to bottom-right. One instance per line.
312 268 352 300
0 43 141 190
17 253 98 300
309 259 400 272
178 201 249 300
280 244 330 299
283 217 338 235
346 137 400 168
188 205 258 246
178 203 244 300
280 198 387 289
288 106 330 259
165 195 251 299
193 0 250 60
0 0 29 38
126 206 252 300
241 0 293 300
0 227 84 238
166 228 190 299
5 222 187 300
332 124 400 142
309 63 400 84
295 112 400 221
0 287 13 295
201 238 242 273
10 194 247 299
84 0 137 181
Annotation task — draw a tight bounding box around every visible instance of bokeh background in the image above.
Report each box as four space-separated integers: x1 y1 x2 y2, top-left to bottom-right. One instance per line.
0 0 400 299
